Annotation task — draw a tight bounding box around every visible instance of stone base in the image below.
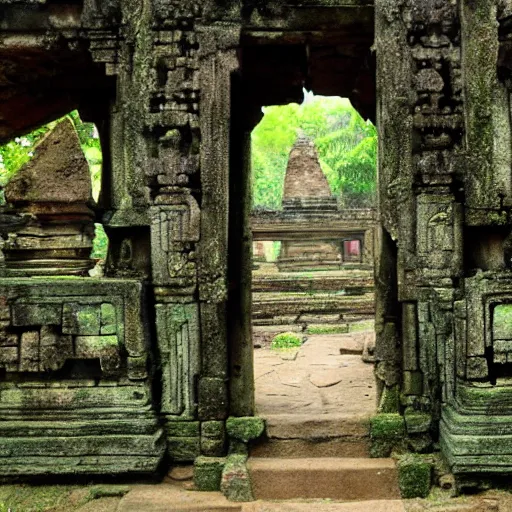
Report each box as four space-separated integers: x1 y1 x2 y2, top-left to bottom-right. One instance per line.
441 404 512 475
0 413 165 477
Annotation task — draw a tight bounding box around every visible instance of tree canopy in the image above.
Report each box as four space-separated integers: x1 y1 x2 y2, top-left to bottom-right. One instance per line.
251 95 377 209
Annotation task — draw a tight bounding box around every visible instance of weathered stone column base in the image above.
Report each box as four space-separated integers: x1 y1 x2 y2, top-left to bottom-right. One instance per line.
0 413 165 477
441 404 512 478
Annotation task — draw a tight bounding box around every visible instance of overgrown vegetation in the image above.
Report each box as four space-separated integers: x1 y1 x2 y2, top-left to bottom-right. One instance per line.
251 94 377 209
271 332 303 350
0 111 108 260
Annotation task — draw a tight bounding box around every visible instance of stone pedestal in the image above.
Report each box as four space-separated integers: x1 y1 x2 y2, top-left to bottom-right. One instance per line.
2 118 95 276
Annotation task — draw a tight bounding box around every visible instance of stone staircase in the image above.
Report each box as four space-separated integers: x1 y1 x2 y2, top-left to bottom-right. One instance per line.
247 413 401 502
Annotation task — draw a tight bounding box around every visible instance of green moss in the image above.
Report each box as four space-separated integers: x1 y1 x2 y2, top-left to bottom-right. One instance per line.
270 332 302 349
220 454 254 502
167 421 200 437
0 485 78 512
349 319 375 332
306 325 348 335
85 485 130 500
398 454 432 499
404 409 431 434
226 417 265 443
378 385 400 413
370 413 406 458
194 456 226 491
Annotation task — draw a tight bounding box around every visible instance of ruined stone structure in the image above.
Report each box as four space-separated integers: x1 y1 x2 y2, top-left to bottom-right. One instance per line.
278 133 345 270
252 207 375 269
0 0 512 494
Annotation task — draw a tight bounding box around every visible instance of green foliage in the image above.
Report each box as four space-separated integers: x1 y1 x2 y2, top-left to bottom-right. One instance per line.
271 332 302 350
251 95 377 209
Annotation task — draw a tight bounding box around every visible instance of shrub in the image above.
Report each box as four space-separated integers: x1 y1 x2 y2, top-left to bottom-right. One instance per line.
271 332 302 350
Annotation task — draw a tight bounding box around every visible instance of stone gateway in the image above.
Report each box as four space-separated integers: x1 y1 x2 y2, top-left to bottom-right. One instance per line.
0 0 511 497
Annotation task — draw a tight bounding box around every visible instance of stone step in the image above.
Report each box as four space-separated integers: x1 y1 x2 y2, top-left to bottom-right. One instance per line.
116 484 241 512
243 500 405 512
252 413 371 458
247 457 400 501
251 437 370 458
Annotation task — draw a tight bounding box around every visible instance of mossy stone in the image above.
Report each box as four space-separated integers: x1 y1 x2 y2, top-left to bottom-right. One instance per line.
226 417 265 443
220 454 254 502
370 413 405 458
398 454 432 499
194 456 226 491
378 385 400 413
404 410 431 434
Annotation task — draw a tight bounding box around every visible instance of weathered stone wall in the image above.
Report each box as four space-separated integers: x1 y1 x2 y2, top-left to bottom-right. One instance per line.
1 0 512 488
374 0 512 482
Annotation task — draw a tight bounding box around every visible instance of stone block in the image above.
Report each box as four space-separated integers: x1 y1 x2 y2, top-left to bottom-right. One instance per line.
403 371 423 395
62 304 101 335
201 421 225 439
0 346 18 370
19 331 40 372
167 421 200 438
466 357 488 379
408 433 433 454
493 305 512 340
100 303 117 335
0 326 18 347
404 410 432 434
39 326 72 372
398 455 432 499
226 417 265 443
378 385 400 413
201 438 225 457
127 356 147 380
0 304 10 321
74 335 120 375
198 377 228 420
168 437 200 462
220 454 254 502
12 304 61 327
370 413 406 458
201 421 226 456
156 303 200 417
194 456 226 491
4 118 91 204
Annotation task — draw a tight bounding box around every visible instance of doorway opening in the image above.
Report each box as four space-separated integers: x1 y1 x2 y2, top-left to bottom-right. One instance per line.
249 94 378 432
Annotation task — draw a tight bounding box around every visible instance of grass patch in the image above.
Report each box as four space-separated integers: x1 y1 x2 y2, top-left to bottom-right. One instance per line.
271 332 302 350
0 485 78 512
306 325 348 335
349 319 374 332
